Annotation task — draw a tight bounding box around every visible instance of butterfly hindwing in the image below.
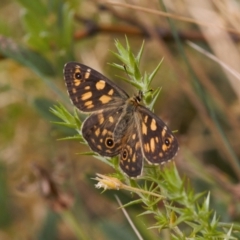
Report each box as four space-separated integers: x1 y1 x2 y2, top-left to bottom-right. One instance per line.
64 62 129 112
137 106 178 164
119 127 143 177
82 107 124 157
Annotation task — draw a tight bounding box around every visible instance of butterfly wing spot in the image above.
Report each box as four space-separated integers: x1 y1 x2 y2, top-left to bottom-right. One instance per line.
74 79 81 86
96 80 106 90
161 126 167 137
99 95 112 104
150 138 156 153
128 145 133 156
162 137 172 151
164 136 173 147
165 138 170 146
132 153 136 162
108 89 114 95
159 152 163 157
84 100 94 109
144 115 148 123
84 69 91 79
84 86 90 90
132 133 136 140
73 67 82 80
95 128 100 137
87 104 94 109
144 143 150 153
125 165 130 171
122 149 128 160
75 97 79 102
141 122 147 135
108 116 114 123
150 118 157 131
98 114 104 125
97 145 102 150
102 129 107 136
162 144 167 152
81 92 93 100
135 142 140 150
100 138 103 143
72 88 77 94
105 138 114 148
155 137 159 143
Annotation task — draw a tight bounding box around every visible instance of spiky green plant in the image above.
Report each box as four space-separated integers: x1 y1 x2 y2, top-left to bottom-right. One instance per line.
51 38 238 239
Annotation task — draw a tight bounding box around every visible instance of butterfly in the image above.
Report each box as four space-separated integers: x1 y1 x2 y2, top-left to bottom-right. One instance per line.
63 62 178 177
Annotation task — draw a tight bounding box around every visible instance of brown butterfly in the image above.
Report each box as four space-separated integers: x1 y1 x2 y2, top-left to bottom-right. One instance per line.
64 62 178 177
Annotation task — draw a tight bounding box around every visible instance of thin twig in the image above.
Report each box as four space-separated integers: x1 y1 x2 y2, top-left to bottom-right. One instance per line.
115 195 144 240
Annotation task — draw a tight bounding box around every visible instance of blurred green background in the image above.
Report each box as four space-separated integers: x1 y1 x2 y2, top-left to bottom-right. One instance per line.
1 0 240 239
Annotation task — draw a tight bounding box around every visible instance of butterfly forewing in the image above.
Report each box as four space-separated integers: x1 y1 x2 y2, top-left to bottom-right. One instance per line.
137 106 178 164
64 62 129 112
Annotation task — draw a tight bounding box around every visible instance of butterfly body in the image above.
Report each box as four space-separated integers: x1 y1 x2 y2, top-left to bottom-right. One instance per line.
113 96 140 141
64 62 178 177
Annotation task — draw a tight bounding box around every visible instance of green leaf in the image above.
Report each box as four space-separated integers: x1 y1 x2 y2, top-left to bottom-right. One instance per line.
51 121 78 129
225 225 234 240
0 35 55 76
77 151 98 156
133 61 141 82
110 51 126 65
17 0 47 16
210 212 218 228
58 135 84 142
57 2 74 50
112 39 129 63
147 87 161 110
25 33 50 52
128 50 135 69
147 59 163 87
135 40 145 64
50 103 82 131
202 192 210 212
22 10 47 35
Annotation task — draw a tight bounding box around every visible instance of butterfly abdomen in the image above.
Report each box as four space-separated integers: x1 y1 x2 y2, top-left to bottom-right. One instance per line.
113 99 138 142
